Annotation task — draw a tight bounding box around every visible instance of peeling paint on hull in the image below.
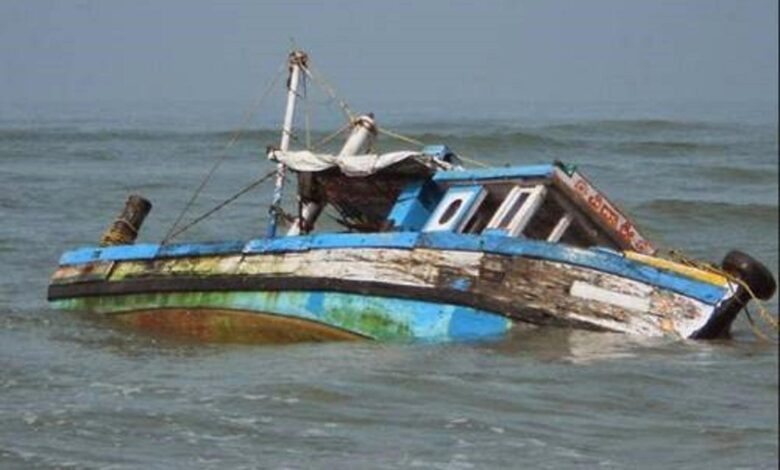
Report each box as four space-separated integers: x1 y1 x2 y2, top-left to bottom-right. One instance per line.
48 234 739 341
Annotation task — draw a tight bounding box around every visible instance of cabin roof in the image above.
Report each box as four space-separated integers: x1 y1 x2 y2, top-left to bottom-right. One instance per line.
432 164 555 183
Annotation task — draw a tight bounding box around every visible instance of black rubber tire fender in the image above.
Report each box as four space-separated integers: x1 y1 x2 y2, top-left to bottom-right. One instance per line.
721 250 777 301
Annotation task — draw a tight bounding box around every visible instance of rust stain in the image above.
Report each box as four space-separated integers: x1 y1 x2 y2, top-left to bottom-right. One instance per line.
114 308 363 343
51 261 114 285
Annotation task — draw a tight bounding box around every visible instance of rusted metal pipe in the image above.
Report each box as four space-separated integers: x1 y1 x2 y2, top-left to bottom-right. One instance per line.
99 195 152 246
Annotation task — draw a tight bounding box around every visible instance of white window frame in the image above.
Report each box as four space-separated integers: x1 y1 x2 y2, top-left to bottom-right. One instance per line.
486 185 547 236
423 185 487 233
547 213 573 242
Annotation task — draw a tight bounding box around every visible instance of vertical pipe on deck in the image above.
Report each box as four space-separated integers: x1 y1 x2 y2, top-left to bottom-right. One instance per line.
339 114 376 157
287 114 377 236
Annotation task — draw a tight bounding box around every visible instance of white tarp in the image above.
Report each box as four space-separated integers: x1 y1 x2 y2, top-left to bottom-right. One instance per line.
268 149 448 177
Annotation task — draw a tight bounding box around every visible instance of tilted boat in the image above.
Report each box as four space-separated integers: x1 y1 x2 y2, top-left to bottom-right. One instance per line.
47 51 776 343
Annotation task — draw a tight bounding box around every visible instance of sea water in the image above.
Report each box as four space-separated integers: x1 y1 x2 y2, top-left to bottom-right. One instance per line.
1 99 777 468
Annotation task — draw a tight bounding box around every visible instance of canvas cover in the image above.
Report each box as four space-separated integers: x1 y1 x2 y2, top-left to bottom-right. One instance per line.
268 150 450 177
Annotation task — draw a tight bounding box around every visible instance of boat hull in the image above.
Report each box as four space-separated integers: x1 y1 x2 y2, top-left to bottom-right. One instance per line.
50 290 512 343
48 233 738 342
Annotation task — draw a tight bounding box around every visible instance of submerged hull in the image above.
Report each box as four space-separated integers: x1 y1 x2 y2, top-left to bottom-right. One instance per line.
48 232 740 342
51 291 511 343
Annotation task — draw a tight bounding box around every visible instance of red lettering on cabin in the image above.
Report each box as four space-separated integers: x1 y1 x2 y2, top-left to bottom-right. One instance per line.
574 179 589 195
618 220 635 241
588 194 604 211
599 205 620 228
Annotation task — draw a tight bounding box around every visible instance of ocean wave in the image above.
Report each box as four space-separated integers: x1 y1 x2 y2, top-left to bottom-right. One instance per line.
636 199 778 225
0 120 769 159
699 165 779 184
0 128 331 146
408 130 572 149
211 129 300 141
543 119 727 134
0 128 195 142
612 140 729 156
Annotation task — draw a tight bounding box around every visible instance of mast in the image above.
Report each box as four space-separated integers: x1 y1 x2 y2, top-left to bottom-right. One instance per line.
267 50 308 238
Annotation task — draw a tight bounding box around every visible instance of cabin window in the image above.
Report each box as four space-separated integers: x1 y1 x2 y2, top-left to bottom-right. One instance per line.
486 185 547 236
462 195 499 234
423 185 486 232
547 213 573 242
520 190 614 248
497 193 530 229
438 199 463 225
559 219 598 247
523 193 568 241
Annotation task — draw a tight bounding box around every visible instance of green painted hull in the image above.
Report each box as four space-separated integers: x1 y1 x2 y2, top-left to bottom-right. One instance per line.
51 290 512 343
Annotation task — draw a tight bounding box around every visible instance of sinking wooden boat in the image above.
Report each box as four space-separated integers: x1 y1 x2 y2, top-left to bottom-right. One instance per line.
47 51 776 342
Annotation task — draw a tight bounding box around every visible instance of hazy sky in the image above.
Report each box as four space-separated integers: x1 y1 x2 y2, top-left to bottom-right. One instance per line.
0 0 777 106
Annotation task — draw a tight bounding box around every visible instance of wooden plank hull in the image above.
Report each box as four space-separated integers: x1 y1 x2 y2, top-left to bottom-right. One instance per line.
48 234 740 342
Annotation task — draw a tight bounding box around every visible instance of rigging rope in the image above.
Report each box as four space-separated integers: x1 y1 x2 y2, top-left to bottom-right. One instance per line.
163 169 278 242
304 64 355 123
161 59 287 245
312 122 351 150
664 249 778 340
375 126 491 168
303 58 491 169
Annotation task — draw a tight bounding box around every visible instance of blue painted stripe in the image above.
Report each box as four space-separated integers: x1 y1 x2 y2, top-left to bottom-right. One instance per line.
432 164 554 183
157 241 245 258
243 235 312 254
59 244 160 265
241 232 421 254
418 231 484 252
58 232 726 304
309 232 419 250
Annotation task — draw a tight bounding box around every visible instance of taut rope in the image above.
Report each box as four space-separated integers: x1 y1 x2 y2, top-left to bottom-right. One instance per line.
163 169 278 242
162 59 287 245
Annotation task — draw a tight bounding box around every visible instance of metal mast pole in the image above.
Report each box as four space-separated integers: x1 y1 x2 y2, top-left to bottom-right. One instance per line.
267 50 307 238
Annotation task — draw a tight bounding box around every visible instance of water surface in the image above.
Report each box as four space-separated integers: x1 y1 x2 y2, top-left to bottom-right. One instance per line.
1 100 777 468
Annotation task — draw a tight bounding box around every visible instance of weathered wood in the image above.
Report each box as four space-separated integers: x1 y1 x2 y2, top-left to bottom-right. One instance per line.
50 261 114 284
99 195 152 246
49 246 725 338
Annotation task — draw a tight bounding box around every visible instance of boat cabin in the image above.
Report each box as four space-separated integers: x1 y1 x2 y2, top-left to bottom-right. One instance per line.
385 160 650 253
272 145 656 255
